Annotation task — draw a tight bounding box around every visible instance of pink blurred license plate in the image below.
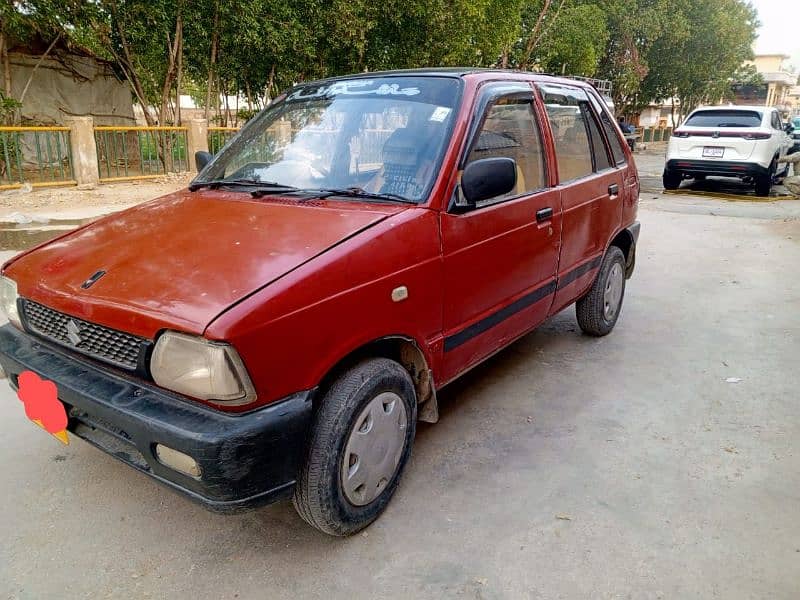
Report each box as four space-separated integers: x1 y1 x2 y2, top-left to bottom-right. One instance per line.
702 147 724 158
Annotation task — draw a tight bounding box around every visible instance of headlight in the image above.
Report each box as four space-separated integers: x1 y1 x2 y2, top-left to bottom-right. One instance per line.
0 276 21 328
150 331 256 406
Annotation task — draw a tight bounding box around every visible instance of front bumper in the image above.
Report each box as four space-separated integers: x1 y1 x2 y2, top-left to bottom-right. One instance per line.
0 324 314 513
666 159 770 178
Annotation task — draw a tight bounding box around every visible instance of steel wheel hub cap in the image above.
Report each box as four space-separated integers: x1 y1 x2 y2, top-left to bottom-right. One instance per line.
603 262 624 320
341 392 407 506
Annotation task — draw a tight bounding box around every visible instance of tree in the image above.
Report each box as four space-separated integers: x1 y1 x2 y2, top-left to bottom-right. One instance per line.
639 0 758 123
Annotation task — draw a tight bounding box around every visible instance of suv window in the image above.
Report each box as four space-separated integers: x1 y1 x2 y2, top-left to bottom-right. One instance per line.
538 84 597 181
771 111 782 130
465 96 546 202
684 110 762 128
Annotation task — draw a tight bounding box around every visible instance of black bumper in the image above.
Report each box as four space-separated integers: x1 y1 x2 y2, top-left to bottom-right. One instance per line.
666 159 769 178
624 221 640 279
0 324 314 513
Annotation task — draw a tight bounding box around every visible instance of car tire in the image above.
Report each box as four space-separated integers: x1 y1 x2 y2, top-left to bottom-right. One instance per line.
663 169 681 190
576 246 626 337
292 358 417 536
755 160 775 197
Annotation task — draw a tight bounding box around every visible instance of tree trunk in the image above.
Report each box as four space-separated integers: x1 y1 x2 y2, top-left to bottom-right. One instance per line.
159 10 182 125
520 0 552 69
0 32 10 95
111 10 156 126
223 81 231 127
204 0 219 121
266 64 275 102
175 24 183 126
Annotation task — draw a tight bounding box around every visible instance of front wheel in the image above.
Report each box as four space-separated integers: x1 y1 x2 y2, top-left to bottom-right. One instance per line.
576 246 627 337
292 358 417 536
663 168 682 190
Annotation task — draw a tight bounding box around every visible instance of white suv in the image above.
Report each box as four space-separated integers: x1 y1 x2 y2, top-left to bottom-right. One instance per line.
663 105 792 196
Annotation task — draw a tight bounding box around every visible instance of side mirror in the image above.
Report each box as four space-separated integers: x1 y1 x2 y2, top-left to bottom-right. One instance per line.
195 150 213 172
459 157 517 207
785 124 794 134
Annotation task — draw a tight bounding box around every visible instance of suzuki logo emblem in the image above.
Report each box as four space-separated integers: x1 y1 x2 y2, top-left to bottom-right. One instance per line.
65 319 83 346
712 131 720 139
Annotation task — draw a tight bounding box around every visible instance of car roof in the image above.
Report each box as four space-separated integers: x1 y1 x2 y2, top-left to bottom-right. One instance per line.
293 68 597 91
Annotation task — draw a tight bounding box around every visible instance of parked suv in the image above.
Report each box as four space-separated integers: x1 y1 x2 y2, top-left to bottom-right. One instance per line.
664 105 792 196
0 69 640 536
789 116 800 154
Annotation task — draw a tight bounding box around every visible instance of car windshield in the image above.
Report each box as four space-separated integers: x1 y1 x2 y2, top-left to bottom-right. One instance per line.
195 76 461 203
684 109 762 128
792 117 800 129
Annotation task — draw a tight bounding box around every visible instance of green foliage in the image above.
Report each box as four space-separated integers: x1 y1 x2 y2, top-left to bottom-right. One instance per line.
2 0 763 124
0 92 21 125
638 0 758 118
534 4 610 76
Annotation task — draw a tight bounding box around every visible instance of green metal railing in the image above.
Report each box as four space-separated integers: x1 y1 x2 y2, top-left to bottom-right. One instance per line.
94 126 189 181
637 126 673 144
208 126 239 154
0 126 75 189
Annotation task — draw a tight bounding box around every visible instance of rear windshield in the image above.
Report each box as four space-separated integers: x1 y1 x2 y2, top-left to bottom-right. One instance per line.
684 110 762 128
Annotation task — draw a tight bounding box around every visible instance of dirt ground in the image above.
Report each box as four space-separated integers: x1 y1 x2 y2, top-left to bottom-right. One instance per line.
0 173 192 222
1 172 800 598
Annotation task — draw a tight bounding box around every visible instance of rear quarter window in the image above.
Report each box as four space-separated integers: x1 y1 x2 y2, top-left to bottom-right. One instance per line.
684 110 763 128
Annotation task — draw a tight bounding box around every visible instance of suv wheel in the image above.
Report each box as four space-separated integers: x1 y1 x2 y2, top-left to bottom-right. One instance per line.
663 168 682 190
292 358 416 536
576 246 626 337
754 160 775 197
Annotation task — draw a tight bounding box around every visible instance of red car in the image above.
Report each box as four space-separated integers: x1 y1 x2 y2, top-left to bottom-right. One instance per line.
0 69 639 536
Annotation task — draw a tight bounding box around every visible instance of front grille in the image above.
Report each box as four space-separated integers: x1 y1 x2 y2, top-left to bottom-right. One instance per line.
21 300 146 370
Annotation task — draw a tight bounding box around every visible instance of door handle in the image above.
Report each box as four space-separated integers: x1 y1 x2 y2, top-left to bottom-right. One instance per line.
536 207 553 222
608 183 620 197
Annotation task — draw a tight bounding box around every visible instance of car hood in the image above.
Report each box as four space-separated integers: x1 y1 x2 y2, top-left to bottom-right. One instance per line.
5 190 404 338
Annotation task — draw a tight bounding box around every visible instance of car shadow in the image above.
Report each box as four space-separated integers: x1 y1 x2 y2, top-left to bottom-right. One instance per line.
672 175 792 199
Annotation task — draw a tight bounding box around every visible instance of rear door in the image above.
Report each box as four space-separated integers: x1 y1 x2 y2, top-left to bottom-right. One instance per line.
536 83 623 314
440 83 561 383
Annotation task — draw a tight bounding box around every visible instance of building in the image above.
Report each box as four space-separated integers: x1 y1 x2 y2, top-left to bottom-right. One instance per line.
740 54 798 115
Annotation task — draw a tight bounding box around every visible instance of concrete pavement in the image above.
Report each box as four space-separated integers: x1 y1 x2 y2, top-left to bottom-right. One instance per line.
1 198 800 599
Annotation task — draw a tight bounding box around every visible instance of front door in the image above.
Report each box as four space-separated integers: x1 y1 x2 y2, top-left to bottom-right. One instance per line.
440 85 561 384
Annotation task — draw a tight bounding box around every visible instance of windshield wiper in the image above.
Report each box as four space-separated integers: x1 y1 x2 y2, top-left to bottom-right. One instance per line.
308 187 418 205
188 178 291 192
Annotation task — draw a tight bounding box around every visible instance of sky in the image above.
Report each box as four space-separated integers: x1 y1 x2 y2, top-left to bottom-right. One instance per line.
750 0 800 70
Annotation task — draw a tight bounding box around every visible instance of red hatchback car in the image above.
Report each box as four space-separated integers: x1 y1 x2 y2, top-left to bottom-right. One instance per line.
0 69 639 535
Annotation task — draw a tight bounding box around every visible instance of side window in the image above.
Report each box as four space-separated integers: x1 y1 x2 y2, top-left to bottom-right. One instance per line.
583 104 613 171
465 96 546 203
772 112 782 130
538 84 594 181
587 90 627 165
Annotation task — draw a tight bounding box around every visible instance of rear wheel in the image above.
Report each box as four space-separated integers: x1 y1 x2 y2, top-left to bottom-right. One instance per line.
755 160 776 197
663 169 682 190
576 246 626 337
292 358 416 536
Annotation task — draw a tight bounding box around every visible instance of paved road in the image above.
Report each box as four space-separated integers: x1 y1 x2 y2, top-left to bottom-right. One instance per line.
1 199 800 599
